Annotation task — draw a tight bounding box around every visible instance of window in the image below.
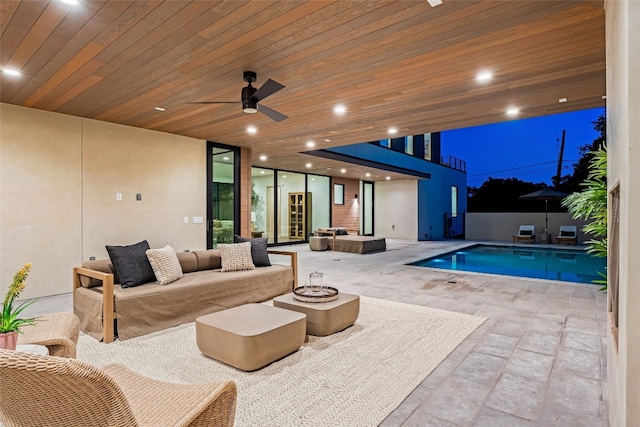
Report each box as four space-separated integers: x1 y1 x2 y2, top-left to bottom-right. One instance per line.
451 185 458 218
405 135 414 155
424 133 432 160
334 183 345 205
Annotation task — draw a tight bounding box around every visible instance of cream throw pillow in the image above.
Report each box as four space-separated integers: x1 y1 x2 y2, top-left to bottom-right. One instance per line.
145 245 183 285
218 242 256 272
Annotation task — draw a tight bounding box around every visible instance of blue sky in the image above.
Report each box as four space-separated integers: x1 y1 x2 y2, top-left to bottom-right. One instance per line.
440 107 605 187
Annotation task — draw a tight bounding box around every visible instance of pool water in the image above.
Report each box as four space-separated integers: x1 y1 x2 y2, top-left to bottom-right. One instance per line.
409 244 606 284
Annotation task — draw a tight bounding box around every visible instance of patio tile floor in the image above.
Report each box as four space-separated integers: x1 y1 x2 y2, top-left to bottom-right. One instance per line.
23 239 609 426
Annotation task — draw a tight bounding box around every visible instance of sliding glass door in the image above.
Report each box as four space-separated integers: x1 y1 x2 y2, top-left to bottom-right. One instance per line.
362 181 374 235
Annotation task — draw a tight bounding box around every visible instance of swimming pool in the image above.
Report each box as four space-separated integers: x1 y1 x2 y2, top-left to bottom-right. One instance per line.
409 244 606 284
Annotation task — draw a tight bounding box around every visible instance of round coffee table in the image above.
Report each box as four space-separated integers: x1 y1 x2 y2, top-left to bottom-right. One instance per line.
16 344 49 356
273 292 360 336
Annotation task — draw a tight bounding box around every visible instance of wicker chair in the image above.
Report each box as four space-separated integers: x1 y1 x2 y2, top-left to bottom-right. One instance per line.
18 312 80 358
0 349 237 427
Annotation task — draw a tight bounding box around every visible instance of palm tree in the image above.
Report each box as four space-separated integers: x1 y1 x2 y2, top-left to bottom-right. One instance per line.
562 144 607 288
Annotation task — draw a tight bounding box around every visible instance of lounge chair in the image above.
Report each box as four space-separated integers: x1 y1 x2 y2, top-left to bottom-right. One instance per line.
17 312 80 358
0 349 237 427
513 225 536 243
556 225 578 245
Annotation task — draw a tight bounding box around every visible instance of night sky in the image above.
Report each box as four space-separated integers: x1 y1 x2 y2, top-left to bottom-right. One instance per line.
441 107 606 188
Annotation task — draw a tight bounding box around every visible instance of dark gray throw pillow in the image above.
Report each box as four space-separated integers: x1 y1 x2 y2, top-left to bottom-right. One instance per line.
105 240 156 288
234 235 271 267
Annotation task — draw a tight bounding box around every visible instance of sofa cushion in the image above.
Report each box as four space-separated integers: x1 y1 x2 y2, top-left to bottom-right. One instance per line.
106 240 156 288
79 259 115 288
218 242 255 272
193 250 222 271
146 245 183 285
234 235 271 267
176 251 198 273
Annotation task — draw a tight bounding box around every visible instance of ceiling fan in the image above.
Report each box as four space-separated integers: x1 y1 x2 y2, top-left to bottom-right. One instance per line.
188 71 288 122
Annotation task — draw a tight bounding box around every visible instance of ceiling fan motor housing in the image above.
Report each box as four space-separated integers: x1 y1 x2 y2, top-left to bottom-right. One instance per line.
242 85 258 113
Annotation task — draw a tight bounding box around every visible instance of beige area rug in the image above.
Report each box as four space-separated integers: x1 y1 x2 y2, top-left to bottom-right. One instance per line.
77 297 485 427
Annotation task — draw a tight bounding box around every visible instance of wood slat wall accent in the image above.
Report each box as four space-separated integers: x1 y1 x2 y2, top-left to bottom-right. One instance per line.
239 146 252 238
332 178 360 234
0 0 605 181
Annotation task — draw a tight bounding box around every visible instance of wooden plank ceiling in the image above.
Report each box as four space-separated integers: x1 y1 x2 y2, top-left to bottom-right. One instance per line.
1 0 605 181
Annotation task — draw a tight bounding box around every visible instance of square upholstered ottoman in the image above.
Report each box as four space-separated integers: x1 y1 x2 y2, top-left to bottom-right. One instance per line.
196 304 306 371
273 292 360 336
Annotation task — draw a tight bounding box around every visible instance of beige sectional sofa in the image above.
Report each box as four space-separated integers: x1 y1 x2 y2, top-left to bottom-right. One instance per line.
73 249 297 343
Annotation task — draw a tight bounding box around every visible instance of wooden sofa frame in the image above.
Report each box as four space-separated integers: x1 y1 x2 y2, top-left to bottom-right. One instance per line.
73 250 298 343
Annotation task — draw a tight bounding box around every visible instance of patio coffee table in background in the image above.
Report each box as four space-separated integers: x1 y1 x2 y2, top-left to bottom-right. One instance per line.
273 292 360 336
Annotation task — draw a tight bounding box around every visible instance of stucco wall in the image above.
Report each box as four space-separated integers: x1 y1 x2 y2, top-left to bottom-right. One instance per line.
606 0 640 425
0 103 206 299
466 213 592 243
418 166 468 240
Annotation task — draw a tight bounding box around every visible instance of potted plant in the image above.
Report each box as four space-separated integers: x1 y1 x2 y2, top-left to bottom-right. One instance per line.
0 263 37 350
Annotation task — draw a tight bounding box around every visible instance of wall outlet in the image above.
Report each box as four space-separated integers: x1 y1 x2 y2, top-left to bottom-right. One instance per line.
183 216 189 224
136 193 142 201
89 256 96 261
116 193 122 201
193 216 204 224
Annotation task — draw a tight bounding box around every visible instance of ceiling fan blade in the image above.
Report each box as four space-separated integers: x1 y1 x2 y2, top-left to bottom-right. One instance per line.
258 104 288 122
187 101 240 104
251 79 285 102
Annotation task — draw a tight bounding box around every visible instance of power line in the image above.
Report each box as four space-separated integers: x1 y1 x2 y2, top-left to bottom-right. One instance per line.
468 161 577 178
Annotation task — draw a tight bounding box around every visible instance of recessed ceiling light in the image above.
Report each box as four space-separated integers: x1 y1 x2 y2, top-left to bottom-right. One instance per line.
306 141 315 148
388 128 398 134
154 107 166 111
334 105 346 116
386 176 391 180
247 126 257 134
223 156 229 161
305 163 312 168
340 168 346 173
324 139 331 142
58 0 79 4
259 155 267 161
506 107 519 117
559 98 567 103
427 0 442 6
476 71 492 83
2 68 21 77
365 173 371 177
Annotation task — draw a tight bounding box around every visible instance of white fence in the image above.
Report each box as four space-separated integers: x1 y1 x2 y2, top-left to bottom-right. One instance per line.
465 212 593 244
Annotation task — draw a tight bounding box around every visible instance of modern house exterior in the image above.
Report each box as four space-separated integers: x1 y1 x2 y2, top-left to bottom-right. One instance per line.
0 1 638 425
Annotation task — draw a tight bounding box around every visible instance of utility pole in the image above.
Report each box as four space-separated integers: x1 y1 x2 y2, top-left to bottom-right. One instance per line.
555 129 566 185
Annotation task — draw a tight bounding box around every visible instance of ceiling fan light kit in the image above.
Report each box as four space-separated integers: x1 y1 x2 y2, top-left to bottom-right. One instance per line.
189 71 287 122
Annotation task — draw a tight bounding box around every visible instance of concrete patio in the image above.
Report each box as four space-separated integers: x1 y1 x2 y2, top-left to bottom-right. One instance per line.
25 238 608 426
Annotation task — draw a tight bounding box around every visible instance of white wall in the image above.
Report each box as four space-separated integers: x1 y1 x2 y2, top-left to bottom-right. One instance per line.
0 104 206 299
374 179 418 239
606 1 640 425
1 105 82 299
466 213 592 243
